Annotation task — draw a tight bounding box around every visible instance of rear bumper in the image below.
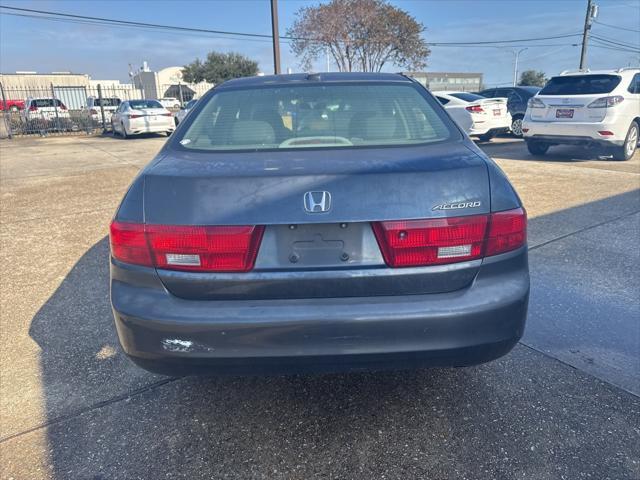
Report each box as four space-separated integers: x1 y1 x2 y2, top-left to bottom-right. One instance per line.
522 119 626 146
128 123 175 135
111 248 529 376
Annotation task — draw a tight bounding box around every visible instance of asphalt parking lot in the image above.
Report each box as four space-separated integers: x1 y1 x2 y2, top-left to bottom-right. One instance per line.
1 134 639 479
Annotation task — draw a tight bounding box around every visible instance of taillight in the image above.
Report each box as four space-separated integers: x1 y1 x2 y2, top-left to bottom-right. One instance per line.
109 222 152 267
527 97 545 109
372 208 526 268
58 104 67 111
588 96 624 108
129 114 143 119
485 208 527 257
372 215 488 267
465 105 484 113
29 105 38 112
110 222 264 272
89 108 98 115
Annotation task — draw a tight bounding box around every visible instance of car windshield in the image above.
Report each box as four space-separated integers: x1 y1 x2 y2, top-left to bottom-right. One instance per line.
179 83 454 151
129 100 163 109
450 92 485 102
95 98 121 107
540 75 621 95
32 99 61 108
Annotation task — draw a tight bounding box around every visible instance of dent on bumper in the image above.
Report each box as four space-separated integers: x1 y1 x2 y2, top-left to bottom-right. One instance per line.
111 248 529 375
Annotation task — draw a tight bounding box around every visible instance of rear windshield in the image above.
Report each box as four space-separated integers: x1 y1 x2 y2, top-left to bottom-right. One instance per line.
450 92 485 102
95 98 121 107
540 75 621 95
179 83 455 151
31 99 63 108
129 100 163 109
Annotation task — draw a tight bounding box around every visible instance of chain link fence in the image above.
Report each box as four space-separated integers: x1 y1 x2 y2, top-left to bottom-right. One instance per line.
0 82 191 137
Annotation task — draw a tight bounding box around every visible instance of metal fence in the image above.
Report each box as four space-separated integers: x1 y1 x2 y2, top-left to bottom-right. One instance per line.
0 83 195 137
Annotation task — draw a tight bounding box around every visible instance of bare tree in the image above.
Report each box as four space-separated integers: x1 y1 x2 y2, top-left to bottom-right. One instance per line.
287 0 430 72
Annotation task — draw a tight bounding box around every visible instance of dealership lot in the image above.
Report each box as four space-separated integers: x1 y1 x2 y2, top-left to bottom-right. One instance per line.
1 135 639 479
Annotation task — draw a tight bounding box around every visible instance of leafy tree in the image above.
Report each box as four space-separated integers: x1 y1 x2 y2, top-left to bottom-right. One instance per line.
287 0 430 72
183 52 259 84
519 70 547 87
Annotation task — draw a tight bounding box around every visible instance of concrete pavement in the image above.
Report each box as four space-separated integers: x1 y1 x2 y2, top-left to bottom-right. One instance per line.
1 134 638 479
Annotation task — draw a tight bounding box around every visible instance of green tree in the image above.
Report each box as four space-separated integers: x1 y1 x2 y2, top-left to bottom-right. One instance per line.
287 0 430 72
183 52 259 85
519 70 547 87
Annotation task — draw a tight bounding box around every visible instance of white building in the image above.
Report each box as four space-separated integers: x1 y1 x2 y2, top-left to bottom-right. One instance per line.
132 64 214 102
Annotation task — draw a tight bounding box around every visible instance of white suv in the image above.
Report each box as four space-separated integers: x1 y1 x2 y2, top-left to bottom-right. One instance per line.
522 68 640 160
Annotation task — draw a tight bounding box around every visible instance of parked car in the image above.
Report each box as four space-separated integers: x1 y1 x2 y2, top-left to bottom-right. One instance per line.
434 91 511 141
85 96 121 125
159 97 181 109
110 99 175 138
522 68 640 160
477 86 541 137
0 99 25 112
21 97 70 121
109 72 529 376
174 98 198 125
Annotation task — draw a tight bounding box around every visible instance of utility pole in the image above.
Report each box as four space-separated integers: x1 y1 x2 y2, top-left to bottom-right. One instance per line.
580 0 598 70
513 48 528 86
270 0 281 75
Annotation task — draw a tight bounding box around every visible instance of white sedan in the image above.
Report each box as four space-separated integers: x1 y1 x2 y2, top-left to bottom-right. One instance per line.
111 100 176 138
434 91 511 141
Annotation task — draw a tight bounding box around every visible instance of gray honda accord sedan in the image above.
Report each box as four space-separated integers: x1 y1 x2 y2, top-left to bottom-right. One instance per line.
110 72 529 375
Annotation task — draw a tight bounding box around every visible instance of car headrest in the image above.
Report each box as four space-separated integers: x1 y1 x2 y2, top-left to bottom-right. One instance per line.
230 120 276 146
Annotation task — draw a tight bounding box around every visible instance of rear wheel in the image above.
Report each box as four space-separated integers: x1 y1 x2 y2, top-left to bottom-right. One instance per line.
510 116 524 138
526 140 549 156
478 132 494 142
611 122 638 161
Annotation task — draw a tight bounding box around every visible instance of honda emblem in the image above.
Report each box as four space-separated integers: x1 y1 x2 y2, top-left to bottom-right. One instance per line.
303 191 332 213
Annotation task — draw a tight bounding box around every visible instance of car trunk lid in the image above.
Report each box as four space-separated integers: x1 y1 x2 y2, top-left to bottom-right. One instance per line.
143 141 491 299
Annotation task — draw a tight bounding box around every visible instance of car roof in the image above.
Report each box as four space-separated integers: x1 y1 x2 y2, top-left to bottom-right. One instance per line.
217 72 413 90
558 68 639 77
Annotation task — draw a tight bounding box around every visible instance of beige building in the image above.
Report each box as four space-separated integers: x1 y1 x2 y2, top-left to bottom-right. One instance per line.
405 72 484 92
0 72 91 90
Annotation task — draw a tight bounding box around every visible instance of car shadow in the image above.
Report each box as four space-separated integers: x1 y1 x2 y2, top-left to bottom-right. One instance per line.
20 189 640 478
480 140 620 163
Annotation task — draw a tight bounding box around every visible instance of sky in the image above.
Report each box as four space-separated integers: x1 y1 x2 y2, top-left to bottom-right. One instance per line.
0 0 639 87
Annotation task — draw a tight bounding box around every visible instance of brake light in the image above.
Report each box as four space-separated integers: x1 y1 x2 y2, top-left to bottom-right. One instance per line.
528 97 545 109
465 105 484 113
58 103 67 111
29 105 38 111
588 96 624 108
372 216 488 267
372 208 526 268
598 131 614 136
485 208 527 257
110 222 264 272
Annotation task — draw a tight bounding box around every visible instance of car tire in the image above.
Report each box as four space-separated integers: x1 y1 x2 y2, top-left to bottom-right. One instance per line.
511 115 524 138
526 140 549 156
478 132 494 142
611 121 639 161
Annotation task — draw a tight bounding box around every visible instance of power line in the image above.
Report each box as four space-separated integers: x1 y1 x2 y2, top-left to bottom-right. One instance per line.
0 5 583 47
591 44 640 53
591 34 640 50
594 20 640 33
